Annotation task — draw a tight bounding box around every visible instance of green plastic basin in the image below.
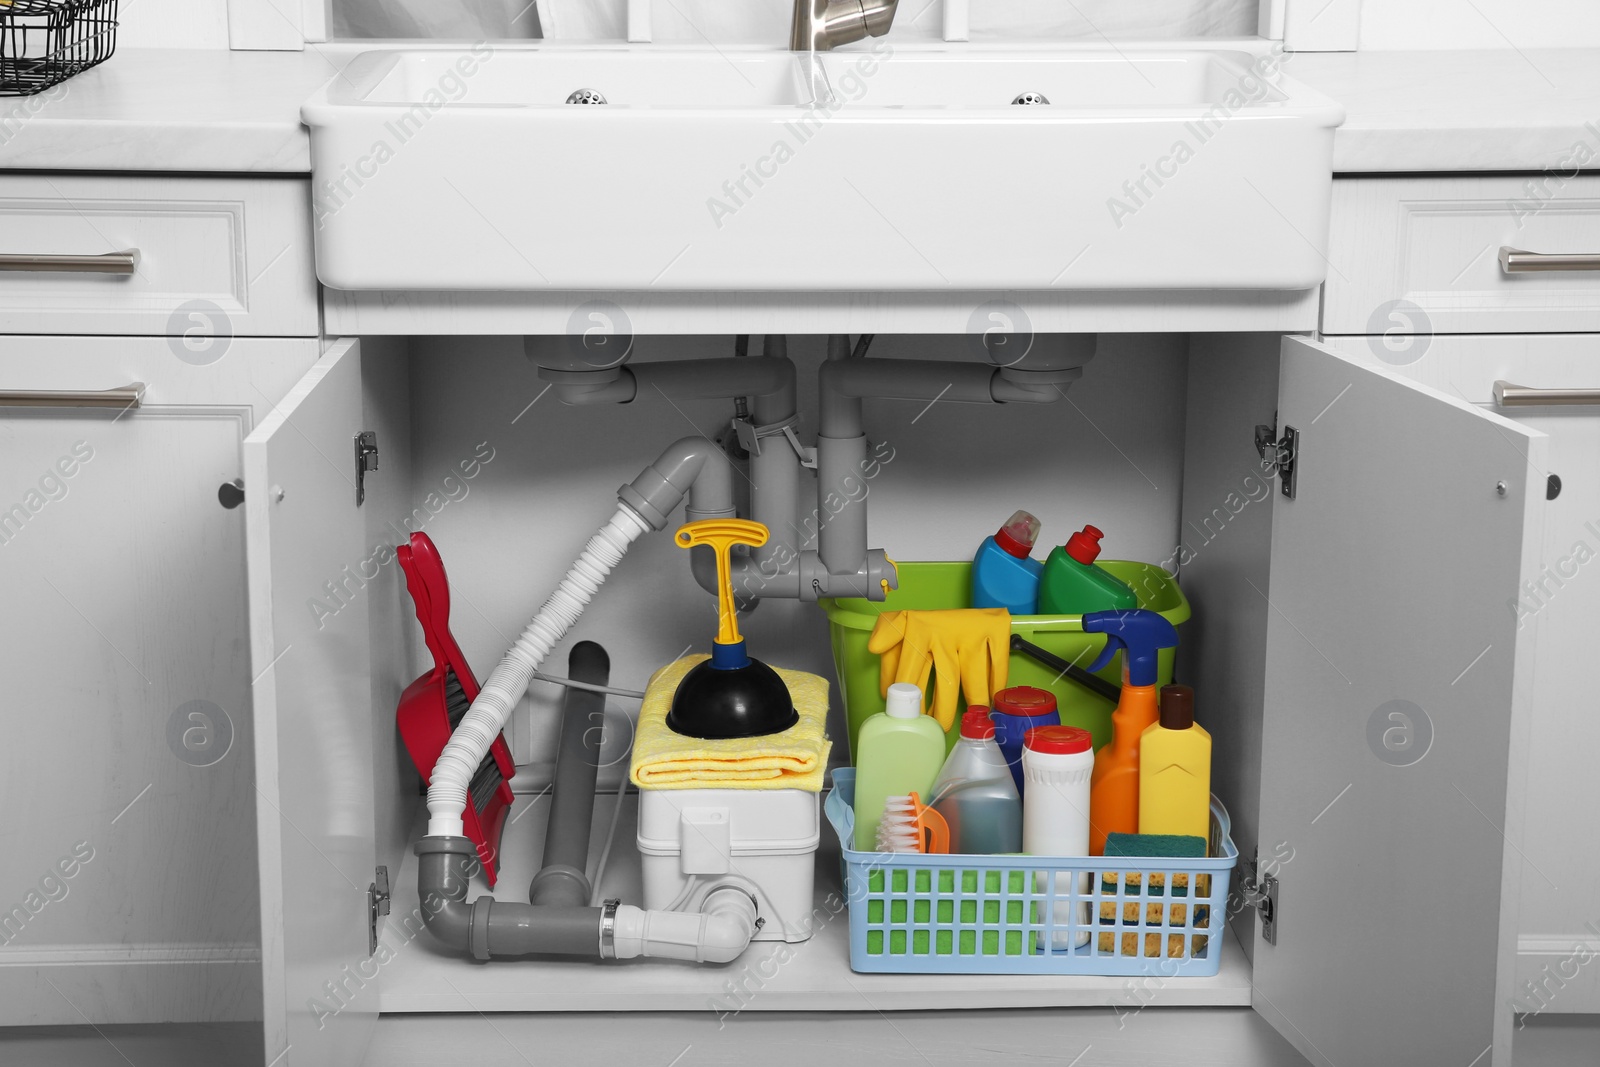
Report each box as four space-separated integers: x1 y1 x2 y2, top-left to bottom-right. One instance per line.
820 560 1189 759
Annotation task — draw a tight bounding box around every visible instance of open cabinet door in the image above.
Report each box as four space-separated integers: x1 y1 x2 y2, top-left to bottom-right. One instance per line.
244 340 379 1067
1252 338 1545 1067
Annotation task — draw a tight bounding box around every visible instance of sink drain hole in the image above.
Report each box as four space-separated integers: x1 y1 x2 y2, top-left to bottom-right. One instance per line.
1011 92 1050 105
566 89 608 105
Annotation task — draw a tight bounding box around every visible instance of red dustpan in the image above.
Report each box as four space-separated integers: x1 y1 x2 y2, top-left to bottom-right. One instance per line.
396 532 515 885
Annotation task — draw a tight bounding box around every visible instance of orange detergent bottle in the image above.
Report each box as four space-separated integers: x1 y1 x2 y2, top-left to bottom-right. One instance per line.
1082 610 1180 855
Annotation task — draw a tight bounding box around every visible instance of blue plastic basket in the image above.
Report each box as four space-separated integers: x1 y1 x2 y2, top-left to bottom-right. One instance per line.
826 768 1238 976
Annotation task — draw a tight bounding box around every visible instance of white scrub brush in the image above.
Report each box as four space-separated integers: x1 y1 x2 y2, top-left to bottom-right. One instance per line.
875 792 950 854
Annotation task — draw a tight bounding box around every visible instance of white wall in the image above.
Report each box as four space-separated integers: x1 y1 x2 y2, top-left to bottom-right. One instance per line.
110 0 1600 50
405 0 1257 41
1358 0 1600 50
117 0 230 49
400 333 1189 784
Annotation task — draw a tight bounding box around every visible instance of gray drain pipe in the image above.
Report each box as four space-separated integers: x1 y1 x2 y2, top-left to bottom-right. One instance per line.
533 344 810 602
810 332 1093 598
529 640 608 907
415 833 761 962
416 836 603 959
525 334 1092 604
415 642 760 962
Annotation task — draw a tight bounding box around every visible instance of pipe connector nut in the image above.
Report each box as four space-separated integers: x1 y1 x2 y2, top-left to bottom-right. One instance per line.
471 896 494 961
599 898 620 959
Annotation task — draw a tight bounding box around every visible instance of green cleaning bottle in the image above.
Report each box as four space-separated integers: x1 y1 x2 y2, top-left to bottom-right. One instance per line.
853 683 946 851
1038 525 1138 615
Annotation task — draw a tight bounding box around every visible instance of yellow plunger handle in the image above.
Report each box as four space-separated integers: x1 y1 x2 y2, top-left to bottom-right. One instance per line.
674 518 769 646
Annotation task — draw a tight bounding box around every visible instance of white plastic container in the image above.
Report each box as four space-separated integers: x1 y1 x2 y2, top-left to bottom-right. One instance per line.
637 786 820 943
1021 725 1095 949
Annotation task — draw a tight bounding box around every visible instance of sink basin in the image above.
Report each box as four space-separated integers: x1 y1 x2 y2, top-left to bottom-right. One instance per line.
356 49 817 108
302 46 1344 292
815 51 1254 108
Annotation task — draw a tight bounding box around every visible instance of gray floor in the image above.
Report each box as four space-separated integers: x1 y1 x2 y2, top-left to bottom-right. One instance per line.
0 1011 1594 1066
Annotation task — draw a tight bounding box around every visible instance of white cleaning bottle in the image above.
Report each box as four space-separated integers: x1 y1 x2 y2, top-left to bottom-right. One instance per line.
1022 725 1095 949
853 683 946 851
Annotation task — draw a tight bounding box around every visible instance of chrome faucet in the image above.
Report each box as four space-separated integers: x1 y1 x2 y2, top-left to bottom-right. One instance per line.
789 0 898 51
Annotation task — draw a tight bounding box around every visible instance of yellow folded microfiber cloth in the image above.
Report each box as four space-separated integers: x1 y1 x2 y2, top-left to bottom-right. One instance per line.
629 655 832 791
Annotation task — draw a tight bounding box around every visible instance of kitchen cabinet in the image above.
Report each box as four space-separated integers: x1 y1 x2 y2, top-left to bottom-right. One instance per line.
1320 175 1600 1016
0 337 319 1025
241 331 1544 1067
0 162 321 1044
1323 333 1600 1017
0 167 1580 1067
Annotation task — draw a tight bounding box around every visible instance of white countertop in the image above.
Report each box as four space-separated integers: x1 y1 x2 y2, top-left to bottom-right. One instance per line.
1288 48 1600 173
0 47 339 172
3 45 1599 174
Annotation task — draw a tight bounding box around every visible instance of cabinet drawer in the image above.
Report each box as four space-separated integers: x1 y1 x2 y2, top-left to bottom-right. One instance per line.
0 175 317 337
1324 174 1600 335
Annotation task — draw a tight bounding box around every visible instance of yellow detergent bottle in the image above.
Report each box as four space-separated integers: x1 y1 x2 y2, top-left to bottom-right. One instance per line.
1138 684 1212 845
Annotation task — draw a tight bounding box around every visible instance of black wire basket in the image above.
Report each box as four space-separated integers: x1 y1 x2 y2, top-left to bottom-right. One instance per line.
0 0 118 97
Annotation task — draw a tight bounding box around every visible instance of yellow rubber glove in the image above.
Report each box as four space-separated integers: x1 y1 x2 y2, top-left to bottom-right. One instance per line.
866 608 1011 731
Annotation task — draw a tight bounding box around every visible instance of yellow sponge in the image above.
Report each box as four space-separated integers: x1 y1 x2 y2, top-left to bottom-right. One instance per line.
629 655 831 790
1097 931 1208 959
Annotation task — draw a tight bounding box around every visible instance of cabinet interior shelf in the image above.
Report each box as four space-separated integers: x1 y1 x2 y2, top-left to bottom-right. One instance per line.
377 792 1254 1013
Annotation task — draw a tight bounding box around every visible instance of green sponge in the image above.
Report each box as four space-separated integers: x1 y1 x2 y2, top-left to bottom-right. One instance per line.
1104 833 1206 859
1100 833 1207 897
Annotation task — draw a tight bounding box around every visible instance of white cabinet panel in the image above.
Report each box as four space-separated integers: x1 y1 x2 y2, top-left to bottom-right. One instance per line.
1323 332 1600 1015
1175 332 1283 965
0 175 317 337
1253 337 1544 1067
0 336 318 1025
244 340 379 1067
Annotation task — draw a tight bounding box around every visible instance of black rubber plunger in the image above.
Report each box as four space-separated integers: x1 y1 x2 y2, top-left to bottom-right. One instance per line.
666 519 797 740
667 639 797 739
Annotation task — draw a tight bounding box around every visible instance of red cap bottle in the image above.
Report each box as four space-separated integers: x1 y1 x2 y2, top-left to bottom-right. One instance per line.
1063 525 1105 565
1023 724 1093 755
959 707 997 739
992 510 1042 559
992 685 1058 719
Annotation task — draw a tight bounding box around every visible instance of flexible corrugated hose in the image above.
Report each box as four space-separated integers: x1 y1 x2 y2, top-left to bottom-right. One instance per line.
425 503 652 837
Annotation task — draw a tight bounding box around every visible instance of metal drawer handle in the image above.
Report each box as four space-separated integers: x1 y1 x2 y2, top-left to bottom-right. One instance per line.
1499 247 1600 273
0 382 145 408
1494 380 1600 406
0 250 139 275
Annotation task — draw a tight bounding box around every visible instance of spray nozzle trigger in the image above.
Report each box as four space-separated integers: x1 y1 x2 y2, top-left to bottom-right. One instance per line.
1081 609 1179 688
1085 635 1123 676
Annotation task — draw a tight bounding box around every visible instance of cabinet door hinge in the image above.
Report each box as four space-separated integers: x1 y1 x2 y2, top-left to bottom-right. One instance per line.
1238 849 1280 945
368 866 391 954
1254 417 1299 500
354 431 379 506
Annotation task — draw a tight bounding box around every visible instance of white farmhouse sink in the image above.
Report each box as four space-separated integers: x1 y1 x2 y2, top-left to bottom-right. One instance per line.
302 46 1344 291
